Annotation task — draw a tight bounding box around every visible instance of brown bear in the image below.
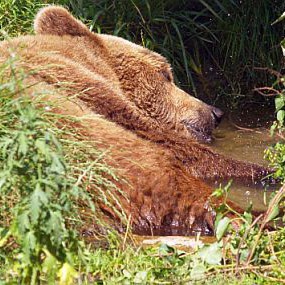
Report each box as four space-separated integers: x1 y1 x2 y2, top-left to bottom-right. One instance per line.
0 6 270 235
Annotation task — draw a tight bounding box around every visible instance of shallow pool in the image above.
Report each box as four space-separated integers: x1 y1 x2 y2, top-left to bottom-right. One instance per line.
211 118 278 211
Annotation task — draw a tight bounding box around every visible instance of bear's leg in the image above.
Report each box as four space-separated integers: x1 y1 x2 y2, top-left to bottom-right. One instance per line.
138 130 273 184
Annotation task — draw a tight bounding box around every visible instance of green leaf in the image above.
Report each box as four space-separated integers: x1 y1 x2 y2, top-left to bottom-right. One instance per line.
42 249 58 282
46 212 64 244
0 177 6 191
17 132 28 155
30 184 48 224
0 229 11 247
58 263 78 285
275 97 285 111
159 243 174 255
240 249 250 262
50 153 65 174
198 242 222 265
35 139 48 156
23 231 36 257
216 217 231 241
244 212 253 224
270 122 278 136
214 212 223 230
190 263 206 280
212 186 223 198
16 211 30 234
277 110 285 123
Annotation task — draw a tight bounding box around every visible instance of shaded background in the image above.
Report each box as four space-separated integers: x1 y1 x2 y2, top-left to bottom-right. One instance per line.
1 0 284 110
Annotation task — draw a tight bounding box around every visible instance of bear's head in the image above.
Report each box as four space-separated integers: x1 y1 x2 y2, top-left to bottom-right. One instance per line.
34 6 223 143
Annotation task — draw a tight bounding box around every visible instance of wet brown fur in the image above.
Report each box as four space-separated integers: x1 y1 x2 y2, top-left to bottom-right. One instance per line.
0 7 269 235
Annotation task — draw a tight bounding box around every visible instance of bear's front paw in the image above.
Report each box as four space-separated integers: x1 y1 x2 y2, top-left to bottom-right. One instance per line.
188 200 216 235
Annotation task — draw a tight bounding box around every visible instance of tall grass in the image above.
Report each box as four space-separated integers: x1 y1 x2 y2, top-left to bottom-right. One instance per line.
0 0 46 38
68 0 284 107
210 0 285 107
1 0 283 107
68 0 218 98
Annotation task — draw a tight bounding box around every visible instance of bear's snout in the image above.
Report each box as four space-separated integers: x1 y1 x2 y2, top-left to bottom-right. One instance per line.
211 106 224 127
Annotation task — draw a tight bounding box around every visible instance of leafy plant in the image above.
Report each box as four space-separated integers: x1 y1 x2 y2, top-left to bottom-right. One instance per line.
0 55 89 284
263 32 285 182
0 52 127 283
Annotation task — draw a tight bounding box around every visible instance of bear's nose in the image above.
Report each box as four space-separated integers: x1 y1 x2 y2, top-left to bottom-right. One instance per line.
211 107 224 126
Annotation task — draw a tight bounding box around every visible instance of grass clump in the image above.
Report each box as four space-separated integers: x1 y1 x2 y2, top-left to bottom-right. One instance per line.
0 57 86 283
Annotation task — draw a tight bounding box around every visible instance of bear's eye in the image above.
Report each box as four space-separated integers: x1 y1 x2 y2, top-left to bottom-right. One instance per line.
161 70 172 82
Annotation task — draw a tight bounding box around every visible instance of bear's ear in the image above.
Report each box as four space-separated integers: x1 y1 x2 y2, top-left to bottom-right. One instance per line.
34 6 90 37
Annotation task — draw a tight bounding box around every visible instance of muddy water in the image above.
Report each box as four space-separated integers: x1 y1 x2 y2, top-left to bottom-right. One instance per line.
211 118 278 211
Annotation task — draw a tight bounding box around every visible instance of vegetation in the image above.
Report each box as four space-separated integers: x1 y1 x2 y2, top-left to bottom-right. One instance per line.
67 0 284 108
1 0 285 284
1 0 284 107
0 61 85 284
0 0 51 38
0 54 125 283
